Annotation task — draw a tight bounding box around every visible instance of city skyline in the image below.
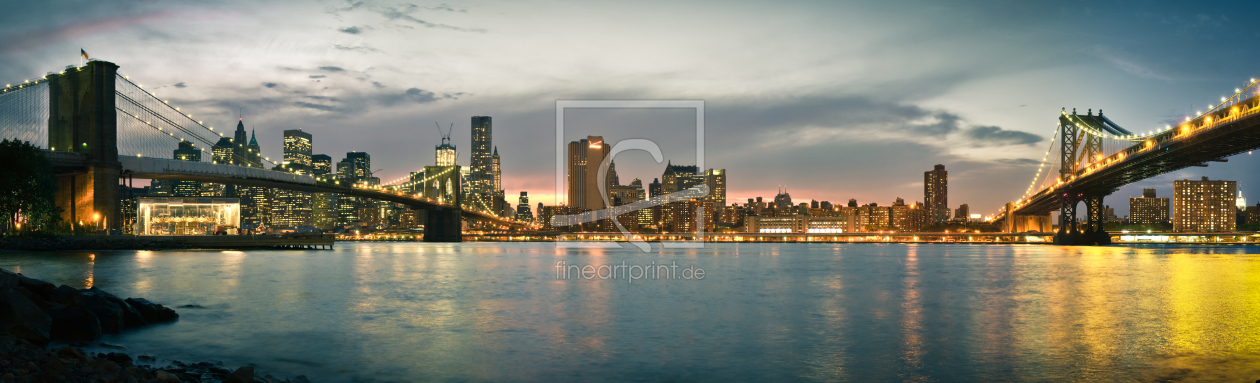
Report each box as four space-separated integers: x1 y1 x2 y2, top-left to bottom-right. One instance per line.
5 1 1260 216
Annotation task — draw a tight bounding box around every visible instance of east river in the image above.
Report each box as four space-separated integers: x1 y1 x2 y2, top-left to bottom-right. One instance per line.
2 243 1259 382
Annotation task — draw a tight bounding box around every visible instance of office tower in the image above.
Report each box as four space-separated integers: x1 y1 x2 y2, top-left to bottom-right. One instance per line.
567 136 612 211
848 199 858 208
516 192 532 221
171 141 201 197
955 204 969 221
661 162 703 194
924 164 948 223
649 178 663 198
311 154 332 175
283 129 313 171
436 133 456 166
490 147 505 213
212 137 234 164
336 152 373 226
1173 177 1236 232
704 169 726 206
312 154 336 230
1129 189 1169 224
235 127 269 228
774 187 793 210
820 201 833 210
470 116 493 197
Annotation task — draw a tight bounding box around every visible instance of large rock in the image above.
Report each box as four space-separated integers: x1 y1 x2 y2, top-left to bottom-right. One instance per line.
83 299 124 334
0 288 51 344
16 275 55 300
49 307 102 342
125 298 179 323
83 288 146 328
0 269 18 289
51 285 85 307
224 366 254 383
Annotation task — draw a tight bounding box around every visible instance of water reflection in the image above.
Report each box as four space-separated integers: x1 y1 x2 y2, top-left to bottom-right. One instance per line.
0 244 1257 382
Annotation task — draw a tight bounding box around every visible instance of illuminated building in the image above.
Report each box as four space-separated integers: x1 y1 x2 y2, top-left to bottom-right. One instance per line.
312 154 336 230
1173 177 1236 232
136 197 240 235
954 204 969 222
171 141 202 197
516 192 533 221
924 164 948 223
435 133 456 166
470 116 494 200
661 162 703 194
704 169 726 207
773 187 793 210
271 131 314 228
1128 189 1169 224
567 136 611 211
282 129 312 170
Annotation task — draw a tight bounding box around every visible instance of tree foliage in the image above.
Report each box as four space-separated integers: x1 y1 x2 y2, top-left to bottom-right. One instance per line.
0 139 61 233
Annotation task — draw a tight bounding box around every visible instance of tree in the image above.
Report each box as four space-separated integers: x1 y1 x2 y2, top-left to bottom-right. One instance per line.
0 139 61 234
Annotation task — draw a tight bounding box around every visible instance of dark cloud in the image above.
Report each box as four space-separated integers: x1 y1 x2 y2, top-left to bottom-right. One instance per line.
378 5 485 32
263 82 278 88
963 126 1043 146
338 26 361 34
333 44 377 53
404 88 439 103
173 82 186 88
909 112 962 137
995 158 1042 166
305 95 338 102
293 101 338 112
371 81 384 88
309 75 326 79
424 3 468 13
318 66 345 72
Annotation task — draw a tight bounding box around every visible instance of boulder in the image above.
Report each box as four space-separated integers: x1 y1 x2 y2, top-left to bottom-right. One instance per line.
51 285 85 307
84 288 146 328
0 269 19 289
16 275 55 300
125 298 178 323
0 288 51 344
83 299 123 334
224 366 254 383
49 307 102 342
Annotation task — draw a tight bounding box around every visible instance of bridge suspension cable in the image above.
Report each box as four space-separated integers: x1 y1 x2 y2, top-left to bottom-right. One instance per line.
0 80 48 148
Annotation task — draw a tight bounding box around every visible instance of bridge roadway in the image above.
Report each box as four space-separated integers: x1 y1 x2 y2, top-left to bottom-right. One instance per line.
1008 99 1260 217
44 151 519 226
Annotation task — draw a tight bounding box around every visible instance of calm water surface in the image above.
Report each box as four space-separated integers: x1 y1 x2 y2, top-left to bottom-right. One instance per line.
2 243 1260 382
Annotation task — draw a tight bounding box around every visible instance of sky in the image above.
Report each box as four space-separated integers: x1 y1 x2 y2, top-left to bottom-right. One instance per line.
3 0 1259 217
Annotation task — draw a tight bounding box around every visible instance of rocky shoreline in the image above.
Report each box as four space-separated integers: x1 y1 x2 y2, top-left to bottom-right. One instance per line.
0 269 311 383
0 237 192 252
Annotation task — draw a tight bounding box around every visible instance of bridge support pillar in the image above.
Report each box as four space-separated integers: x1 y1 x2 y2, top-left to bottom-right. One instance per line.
424 207 463 242
47 60 122 232
1054 195 1080 245
1080 194 1112 246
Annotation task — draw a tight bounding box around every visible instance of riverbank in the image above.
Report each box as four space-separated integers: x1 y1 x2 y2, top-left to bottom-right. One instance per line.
0 236 192 251
0 235 334 252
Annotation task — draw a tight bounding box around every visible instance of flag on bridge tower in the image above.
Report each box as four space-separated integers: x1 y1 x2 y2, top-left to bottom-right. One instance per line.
80 49 89 60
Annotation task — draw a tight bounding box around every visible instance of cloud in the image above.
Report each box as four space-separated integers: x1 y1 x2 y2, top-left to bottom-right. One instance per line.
338 26 361 34
378 5 485 32
263 82 278 88
309 75 326 79
173 82 186 88
0 11 173 55
962 126 1043 146
424 3 468 13
1095 45 1173 81
995 158 1042 166
318 66 345 72
403 88 439 103
371 81 385 88
293 101 338 112
333 44 378 53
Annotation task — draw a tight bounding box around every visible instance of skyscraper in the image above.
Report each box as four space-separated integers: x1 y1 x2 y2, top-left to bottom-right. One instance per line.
1173 177 1236 232
648 178 662 198
271 130 314 228
661 162 703 194
924 164 948 223
283 129 313 171
704 168 726 207
336 152 374 227
171 141 201 197
237 128 270 229
567 136 612 211
436 133 456 166
470 116 493 197
311 154 336 230
1129 188 1169 224
516 192 533 221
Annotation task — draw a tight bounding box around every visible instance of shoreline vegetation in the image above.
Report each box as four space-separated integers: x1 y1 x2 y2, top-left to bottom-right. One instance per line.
0 269 311 383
